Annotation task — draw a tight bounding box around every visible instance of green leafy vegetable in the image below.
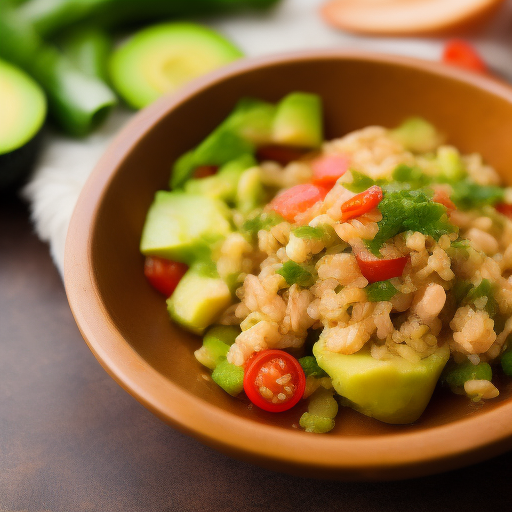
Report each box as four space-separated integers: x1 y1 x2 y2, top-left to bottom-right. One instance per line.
365 188 456 256
276 261 315 287
299 356 328 378
450 180 504 210
365 280 398 302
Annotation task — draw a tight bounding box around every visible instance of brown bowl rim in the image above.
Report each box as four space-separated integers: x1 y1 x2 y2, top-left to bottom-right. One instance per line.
64 49 512 480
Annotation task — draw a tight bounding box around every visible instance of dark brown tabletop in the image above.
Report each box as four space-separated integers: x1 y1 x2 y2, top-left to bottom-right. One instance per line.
1 193 511 512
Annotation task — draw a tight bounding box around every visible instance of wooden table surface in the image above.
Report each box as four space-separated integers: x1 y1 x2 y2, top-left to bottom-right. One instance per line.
1 193 511 512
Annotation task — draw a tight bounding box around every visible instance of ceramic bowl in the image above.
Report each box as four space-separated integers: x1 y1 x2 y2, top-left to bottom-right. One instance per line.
64 50 512 480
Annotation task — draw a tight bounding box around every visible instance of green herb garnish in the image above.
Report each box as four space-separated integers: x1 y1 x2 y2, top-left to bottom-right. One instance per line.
276 261 315 287
365 188 456 256
365 280 398 302
450 180 504 210
343 170 377 193
242 211 283 237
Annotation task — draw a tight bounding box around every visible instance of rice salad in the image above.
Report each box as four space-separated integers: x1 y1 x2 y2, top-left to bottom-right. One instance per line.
140 93 512 432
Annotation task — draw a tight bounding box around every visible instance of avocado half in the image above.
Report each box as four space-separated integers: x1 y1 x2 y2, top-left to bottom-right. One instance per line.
0 59 47 190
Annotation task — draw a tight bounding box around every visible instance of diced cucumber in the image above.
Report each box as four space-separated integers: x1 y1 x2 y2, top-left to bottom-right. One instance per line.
300 387 337 434
140 191 231 264
501 350 512 376
211 359 245 396
184 154 257 203
167 265 233 334
272 92 323 148
236 166 265 214
204 325 241 346
437 146 466 181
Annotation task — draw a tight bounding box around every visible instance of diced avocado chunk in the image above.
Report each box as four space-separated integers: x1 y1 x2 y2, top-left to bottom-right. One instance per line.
184 154 257 203
140 191 231 264
167 265 233 335
170 98 275 189
211 359 244 396
272 92 323 148
391 117 442 153
313 338 450 424
236 166 265 214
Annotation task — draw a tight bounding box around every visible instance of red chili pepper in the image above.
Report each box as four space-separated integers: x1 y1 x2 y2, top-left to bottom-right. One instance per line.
442 40 488 74
311 154 350 187
243 350 306 413
144 256 188 296
270 183 329 222
256 145 310 166
355 249 408 283
340 185 383 222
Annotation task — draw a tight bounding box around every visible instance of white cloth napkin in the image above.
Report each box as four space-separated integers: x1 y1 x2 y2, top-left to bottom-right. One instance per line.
22 0 512 275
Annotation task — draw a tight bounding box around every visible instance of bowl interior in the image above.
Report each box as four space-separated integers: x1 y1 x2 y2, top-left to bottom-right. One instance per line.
68 53 512 478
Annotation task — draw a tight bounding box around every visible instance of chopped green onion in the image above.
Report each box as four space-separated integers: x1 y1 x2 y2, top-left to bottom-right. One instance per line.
365 280 398 302
276 261 315 287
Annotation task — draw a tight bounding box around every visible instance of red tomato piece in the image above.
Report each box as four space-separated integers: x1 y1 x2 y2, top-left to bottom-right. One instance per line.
432 188 456 211
243 350 306 413
256 145 310 166
144 256 188 296
495 203 512 218
193 165 218 179
340 185 383 222
442 40 488 74
311 154 350 187
355 250 408 283
270 183 329 222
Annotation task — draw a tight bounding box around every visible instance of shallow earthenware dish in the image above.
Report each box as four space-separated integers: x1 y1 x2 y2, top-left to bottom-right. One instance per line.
64 50 512 480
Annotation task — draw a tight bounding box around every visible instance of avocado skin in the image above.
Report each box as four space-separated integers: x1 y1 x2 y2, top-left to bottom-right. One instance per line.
0 128 45 191
313 338 450 424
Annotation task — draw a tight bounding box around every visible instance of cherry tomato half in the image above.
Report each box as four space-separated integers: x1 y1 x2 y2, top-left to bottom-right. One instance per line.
256 145 310 166
495 203 512 218
355 249 408 283
432 187 456 211
270 183 329 222
442 40 488 74
243 349 306 413
311 154 350 187
144 256 188 297
340 185 383 222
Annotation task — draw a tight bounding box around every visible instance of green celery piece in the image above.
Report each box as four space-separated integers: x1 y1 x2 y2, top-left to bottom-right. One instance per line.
276 261 315 287
211 359 244 396
366 188 456 256
450 180 504 211
442 361 492 388
365 280 398 302
391 117 442 153
299 356 328 378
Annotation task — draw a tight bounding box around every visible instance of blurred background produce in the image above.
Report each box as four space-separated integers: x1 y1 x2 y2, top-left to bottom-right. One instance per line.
1 0 511 271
